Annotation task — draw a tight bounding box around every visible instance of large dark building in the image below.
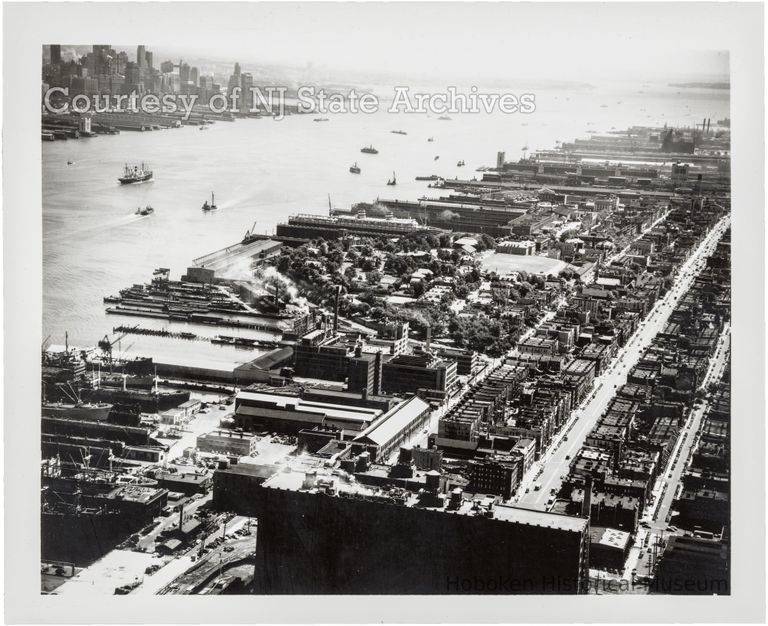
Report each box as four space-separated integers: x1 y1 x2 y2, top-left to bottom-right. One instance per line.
213 463 590 593
381 353 457 396
650 535 730 595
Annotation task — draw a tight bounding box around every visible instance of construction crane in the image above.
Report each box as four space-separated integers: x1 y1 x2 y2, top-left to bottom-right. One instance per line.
98 331 129 361
242 221 258 243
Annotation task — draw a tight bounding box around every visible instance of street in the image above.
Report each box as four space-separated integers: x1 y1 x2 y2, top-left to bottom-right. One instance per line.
516 216 730 509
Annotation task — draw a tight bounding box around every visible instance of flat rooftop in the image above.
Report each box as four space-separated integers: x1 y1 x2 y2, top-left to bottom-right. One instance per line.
252 458 587 532
236 390 382 427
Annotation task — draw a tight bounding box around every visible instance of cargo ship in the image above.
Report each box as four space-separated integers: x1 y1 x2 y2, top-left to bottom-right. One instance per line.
349 163 361 174
118 163 153 184
81 386 190 413
41 401 113 422
99 373 155 390
360 145 379 154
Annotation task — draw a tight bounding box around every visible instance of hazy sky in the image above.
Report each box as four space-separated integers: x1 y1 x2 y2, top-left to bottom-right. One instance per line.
139 3 729 84
64 2 731 85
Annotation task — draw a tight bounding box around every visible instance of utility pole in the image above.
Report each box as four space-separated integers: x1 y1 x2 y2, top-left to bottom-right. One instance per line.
252 518 259 594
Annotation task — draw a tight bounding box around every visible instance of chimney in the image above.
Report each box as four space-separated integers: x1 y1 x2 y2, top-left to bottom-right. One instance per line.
333 285 341 333
373 351 383 396
178 502 185 531
582 474 593 519
425 324 432 353
274 282 280 308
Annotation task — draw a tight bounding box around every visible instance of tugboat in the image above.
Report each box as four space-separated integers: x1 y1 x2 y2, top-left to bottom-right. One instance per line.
135 205 154 216
349 163 361 174
360 145 379 154
118 163 153 185
427 137 434 142
67 160 74 165
202 192 218 211
456 160 465 167
386 171 397 186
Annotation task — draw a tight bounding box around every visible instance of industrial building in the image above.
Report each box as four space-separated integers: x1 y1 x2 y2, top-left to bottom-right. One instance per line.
196 430 259 457
233 389 382 434
381 353 457 396
212 460 590 593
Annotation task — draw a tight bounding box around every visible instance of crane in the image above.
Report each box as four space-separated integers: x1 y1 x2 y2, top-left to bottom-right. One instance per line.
243 221 258 243
98 331 129 361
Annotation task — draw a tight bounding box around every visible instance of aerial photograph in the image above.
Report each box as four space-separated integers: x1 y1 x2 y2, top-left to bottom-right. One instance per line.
31 3 740 603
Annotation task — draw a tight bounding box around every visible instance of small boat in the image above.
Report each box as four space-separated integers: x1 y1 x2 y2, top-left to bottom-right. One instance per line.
202 192 218 211
437 115 452 121
456 160 465 167
314 117 329 122
434 155 440 161
135 205 154 216
349 163 361 174
66 160 73 165
522 145 528 151
427 137 434 142
387 171 397 186
199 125 208 131
390 130 407 135
361 145 379 154
600 104 608 108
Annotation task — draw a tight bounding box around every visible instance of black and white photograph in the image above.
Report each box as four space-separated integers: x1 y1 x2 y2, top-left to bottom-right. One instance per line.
2 1 765 623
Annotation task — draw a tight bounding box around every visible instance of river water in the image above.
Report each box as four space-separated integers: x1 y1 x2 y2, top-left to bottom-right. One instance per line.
42 80 728 368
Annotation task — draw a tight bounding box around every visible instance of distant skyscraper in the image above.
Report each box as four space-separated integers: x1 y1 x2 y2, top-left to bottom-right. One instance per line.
50 44 61 66
228 62 242 96
240 72 254 112
190 66 199 86
137 45 146 68
180 62 190 83
160 60 174 73
145 51 153 70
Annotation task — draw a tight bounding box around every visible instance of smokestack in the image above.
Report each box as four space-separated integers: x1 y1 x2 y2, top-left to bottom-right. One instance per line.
373 351 383 396
582 474 593 520
333 285 341 333
425 324 432 353
178 502 184 531
274 282 280 308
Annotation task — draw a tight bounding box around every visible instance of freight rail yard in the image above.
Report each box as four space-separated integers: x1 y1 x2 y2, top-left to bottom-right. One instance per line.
42 122 732 595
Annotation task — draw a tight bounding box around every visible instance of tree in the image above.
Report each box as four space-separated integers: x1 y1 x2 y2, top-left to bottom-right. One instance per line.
366 270 382 285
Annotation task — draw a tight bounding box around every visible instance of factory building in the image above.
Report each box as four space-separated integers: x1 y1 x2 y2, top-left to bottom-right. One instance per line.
381 353 457 396
233 389 382 435
196 430 259 457
212 462 591 594
352 396 431 463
